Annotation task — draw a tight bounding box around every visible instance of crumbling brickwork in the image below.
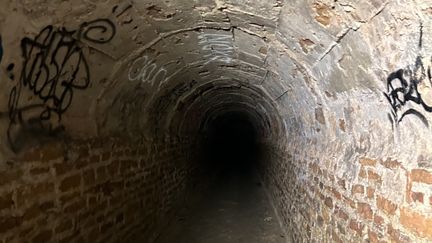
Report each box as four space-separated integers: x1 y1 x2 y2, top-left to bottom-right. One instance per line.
262 146 432 242
0 136 195 243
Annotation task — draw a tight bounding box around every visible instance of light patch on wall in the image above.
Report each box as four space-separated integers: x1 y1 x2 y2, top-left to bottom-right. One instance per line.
198 32 234 65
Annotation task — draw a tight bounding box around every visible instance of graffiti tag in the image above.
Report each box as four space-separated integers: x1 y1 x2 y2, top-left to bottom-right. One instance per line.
384 55 432 127
128 56 168 87
7 19 116 152
198 33 234 65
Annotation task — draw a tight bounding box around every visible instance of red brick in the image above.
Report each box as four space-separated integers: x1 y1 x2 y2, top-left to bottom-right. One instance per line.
88 196 97 207
64 199 86 213
411 192 424 203
29 167 50 176
93 201 108 213
331 188 342 200
359 158 376 166
22 204 41 221
332 230 343 243
39 201 54 211
16 183 55 207
19 149 41 161
75 158 90 169
89 154 101 163
380 159 401 169
60 191 80 205
100 221 114 233
336 209 349 221
309 163 320 174
40 144 63 161
317 215 324 227
352 184 364 195
376 196 397 215
0 170 23 187
113 150 125 157
129 160 138 169
115 213 124 224
400 207 432 238
324 197 333 209
343 196 356 209
374 214 385 226
357 202 373 220
59 174 81 192
0 216 18 233
368 170 381 182
322 169 328 178
338 179 346 190
54 162 74 176
110 194 123 208
107 160 120 176
138 148 147 156
387 224 410 243
130 149 138 156
96 166 108 181
19 226 33 238
338 119 346 132
411 169 432 184
83 169 95 186
32 229 52 243
368 229 379 243
87 227 99 242
120 160 132 174
77 146 89 159
349 219 364 236
367 187 375 199
101 152 111 161
0 192 14 211
359 166 367 178
59 235 77 243
337 222 346 235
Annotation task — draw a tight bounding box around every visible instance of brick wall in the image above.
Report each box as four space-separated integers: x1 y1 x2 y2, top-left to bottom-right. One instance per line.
261 146 432 242
0 136 196 243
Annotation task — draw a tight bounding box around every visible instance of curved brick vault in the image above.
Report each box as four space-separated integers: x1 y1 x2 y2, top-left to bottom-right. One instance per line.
0 0 432 242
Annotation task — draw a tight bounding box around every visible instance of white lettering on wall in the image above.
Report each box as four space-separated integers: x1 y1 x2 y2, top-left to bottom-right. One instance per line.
128 56 168 87
198 33 234 65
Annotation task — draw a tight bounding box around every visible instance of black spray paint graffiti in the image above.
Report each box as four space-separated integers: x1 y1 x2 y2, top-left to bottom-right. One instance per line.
7 19 116 152
384 55 432 127
384 23 432 128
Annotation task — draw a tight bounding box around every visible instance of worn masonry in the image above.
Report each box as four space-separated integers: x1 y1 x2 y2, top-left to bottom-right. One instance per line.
0 0 431 242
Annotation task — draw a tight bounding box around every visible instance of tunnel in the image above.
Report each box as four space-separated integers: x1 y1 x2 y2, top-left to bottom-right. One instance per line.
0 0 432 242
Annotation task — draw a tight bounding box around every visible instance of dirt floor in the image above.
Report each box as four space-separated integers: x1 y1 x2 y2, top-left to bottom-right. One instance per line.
155 167 287 243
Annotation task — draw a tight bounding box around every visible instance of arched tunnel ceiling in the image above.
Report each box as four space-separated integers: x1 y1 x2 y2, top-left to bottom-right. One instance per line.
1 0 432 168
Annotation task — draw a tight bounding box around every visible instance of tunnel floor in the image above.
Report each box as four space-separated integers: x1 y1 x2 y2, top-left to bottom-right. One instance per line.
154 168 287 243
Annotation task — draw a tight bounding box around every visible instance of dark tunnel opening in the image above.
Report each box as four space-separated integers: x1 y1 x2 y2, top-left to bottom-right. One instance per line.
201 111 262 177
155 109 284 243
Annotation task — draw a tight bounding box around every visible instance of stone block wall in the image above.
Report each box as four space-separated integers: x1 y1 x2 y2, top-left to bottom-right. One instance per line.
262 147 432 242
0 136 195 243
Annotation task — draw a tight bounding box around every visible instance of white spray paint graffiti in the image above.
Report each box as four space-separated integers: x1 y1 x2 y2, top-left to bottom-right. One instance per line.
128 56 168 87
198 33 234 65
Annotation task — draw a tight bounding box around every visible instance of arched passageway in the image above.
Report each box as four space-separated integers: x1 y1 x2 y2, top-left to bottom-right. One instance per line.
0 1 432 242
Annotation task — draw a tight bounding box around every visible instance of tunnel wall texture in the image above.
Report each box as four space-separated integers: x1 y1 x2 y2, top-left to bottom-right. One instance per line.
0 137 196 242
0 0 432 242
259 1 432 242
